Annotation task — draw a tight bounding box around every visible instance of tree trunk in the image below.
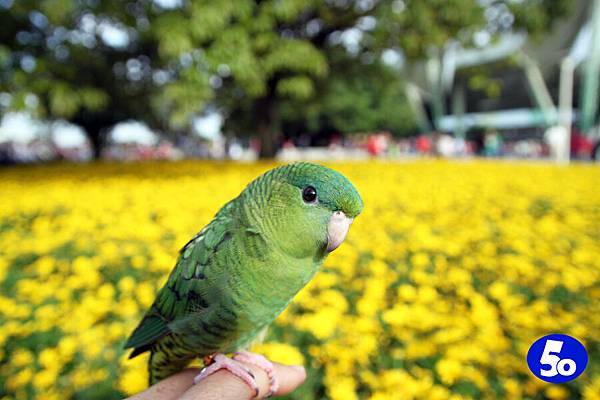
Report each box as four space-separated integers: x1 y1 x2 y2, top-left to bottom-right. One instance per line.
88 127 104 160
255 95 279 159
73 113 115 160
258 123 279 158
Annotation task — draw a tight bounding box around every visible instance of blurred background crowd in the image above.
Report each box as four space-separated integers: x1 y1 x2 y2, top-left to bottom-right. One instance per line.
1 0 600 164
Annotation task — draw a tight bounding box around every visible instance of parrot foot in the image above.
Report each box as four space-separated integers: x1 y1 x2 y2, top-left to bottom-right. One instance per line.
234 351 279 397
193 353 259 398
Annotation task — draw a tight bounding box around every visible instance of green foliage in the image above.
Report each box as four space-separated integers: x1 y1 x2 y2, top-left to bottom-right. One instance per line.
277 76 315 100
287 58 417 136
49 84 79 117
460 58 521 99
509 0 573 41
163 67 213 128
374 0 486 58
0 0 572 155
39 0 75 24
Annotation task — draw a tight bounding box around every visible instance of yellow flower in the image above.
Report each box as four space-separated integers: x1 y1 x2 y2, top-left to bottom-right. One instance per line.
545 385 570 399
1 160 598 399
6 368 33 391
33 368 58 390
137 281 156 308
327 376 358 400
251 342 305 365
436 358 463 385
11 349 34 368
118 364 149 396
582 376 600 400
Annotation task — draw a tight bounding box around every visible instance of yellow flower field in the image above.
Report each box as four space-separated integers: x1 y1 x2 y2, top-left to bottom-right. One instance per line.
0 160 598 400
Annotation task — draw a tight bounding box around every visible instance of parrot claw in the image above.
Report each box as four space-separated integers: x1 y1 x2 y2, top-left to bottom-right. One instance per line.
193 353 259 398
233 351 279 397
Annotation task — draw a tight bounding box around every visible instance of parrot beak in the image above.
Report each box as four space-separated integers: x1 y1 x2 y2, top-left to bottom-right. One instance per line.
327 211 353 252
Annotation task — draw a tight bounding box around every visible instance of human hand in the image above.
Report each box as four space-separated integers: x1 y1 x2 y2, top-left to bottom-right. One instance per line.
127 359 306 400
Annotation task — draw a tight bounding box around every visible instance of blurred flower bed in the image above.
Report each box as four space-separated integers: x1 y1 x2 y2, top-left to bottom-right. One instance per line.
0 160 598 400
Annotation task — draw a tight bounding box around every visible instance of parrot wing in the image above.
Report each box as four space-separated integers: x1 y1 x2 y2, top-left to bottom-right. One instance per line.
124 204 238 358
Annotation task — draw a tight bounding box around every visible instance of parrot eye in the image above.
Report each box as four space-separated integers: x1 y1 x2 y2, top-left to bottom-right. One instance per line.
302 186 318 203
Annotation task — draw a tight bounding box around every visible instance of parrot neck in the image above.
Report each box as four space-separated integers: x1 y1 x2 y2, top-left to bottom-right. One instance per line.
229 191 328 328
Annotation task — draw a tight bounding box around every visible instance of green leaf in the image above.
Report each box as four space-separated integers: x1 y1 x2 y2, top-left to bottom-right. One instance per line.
49 84 80 117
276 76 314 100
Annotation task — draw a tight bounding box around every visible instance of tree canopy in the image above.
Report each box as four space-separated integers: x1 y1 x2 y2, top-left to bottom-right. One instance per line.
0 0 572 157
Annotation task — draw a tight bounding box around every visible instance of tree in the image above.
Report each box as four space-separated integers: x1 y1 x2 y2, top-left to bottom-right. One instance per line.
0 0 167 157
280 50 418 138
0 0 572 157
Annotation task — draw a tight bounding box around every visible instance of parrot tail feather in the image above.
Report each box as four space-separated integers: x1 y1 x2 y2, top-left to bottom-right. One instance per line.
128 344 152 359
148 349 194 385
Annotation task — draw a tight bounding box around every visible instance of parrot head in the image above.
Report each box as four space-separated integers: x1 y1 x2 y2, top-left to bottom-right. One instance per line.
245 162 363 258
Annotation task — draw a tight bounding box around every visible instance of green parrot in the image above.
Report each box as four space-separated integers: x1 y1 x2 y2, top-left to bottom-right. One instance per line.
124 162 363 395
